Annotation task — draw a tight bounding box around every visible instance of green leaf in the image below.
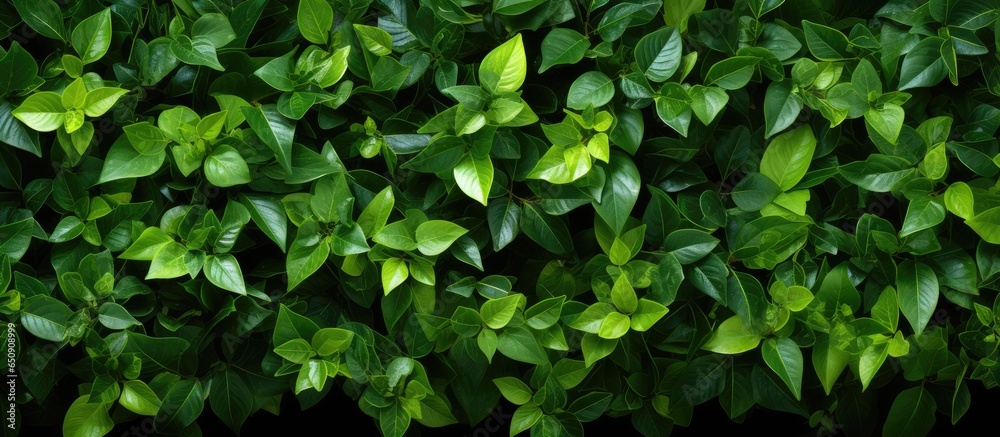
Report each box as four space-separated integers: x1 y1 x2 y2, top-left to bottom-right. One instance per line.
663 0 705 33
415 220 468 256
761 338 803 400
593 153 640 234
838 154 915 192
12 91 65 132
210 370 253 433
192 13 236 48
204 254 247 295
663 229 719 264
497 326 548 365
705 56 759 90
480 34 527 94
900 197 945 237
898 37 949 90
354 24 394 56
170 35 225 71
539 28 588 73
63 396 114 437
155 379 205 431
275 338 316 364
865 104 905 144
802 20 851 60
273 304 320 347
812 332 850 397
764 81 803 138
454 153 493 206
241 195 288 252
493 0 546 15
204 145 251 187
97 302 141 330
98 136 165 183
567 71 615 110
493 377 533 405
72 9 112 64
702 316 762 354
598 311 630 339
147 242 189 280
0 100 42 156
481 294 521 329
382 257 409 295
688 85 729 125
510 403 543 437
12 0 65 40
630 299 668 331
286 221 330 290
242 105 295 173
883 386 936 437
520 204 573 255
897 260 939 335
731 173 782 211
299 0 333 44
307 328 350 357
635 27 683 82
813 263 861 316
966 206 1000 244
21 295 73 342
581 333 617 367
760 124 816 191
254 51 296 91
488 197 521 251
120 380 161 416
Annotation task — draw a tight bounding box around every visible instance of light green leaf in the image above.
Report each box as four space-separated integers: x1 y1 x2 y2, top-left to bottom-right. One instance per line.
120 380 161 416
12 91 64 132
702 316 762 354
480 34 527 94
966 206 1000 244
299 0 333 44
480 294 521 329
204 145 251 187
353 24 394 56
415 220 468 256
382 257 409 295
760 124 816 191
453 153 493 206
63 396 114 437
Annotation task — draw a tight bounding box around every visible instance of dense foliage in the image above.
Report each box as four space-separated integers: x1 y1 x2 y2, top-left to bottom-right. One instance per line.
3 0 1000 435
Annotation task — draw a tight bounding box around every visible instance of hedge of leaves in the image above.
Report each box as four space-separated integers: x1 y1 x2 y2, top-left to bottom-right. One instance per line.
3 0 1000 435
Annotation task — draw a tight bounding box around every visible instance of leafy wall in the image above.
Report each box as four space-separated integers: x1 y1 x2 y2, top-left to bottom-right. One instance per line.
1 0 1000 436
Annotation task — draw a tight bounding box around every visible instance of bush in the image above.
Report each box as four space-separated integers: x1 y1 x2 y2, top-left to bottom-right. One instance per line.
2 0 1000 435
